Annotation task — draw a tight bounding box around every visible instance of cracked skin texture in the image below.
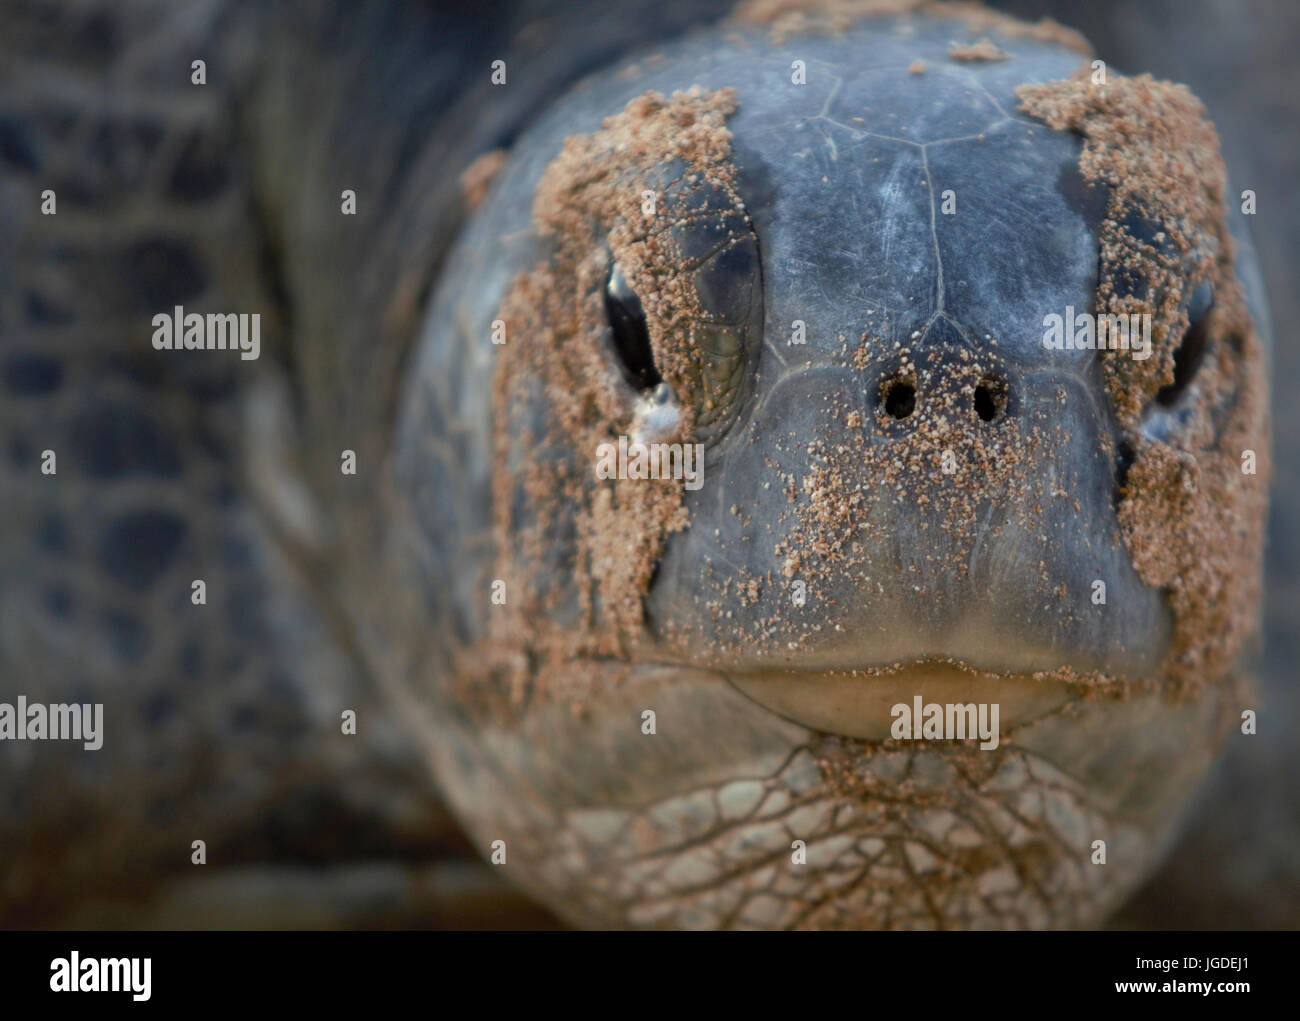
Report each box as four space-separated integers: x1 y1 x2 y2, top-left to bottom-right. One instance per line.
420 662 1239 929
392 5 1268 928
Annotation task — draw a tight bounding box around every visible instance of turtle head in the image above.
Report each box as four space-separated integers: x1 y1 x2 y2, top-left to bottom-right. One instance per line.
396 5 1269 928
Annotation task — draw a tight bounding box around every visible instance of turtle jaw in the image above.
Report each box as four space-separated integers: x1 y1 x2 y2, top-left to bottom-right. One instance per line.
421 651 1239 930
720 660 1082 743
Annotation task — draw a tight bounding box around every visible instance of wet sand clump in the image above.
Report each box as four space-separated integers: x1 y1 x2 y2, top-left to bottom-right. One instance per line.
1019 71 1270 688
483 88 749 701
947 37 1009 62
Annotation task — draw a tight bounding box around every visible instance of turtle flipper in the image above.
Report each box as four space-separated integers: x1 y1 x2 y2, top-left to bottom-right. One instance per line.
0 0 487 927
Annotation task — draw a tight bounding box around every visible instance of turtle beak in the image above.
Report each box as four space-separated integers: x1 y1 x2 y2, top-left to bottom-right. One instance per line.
645 325 1172 686
720 661 1074 743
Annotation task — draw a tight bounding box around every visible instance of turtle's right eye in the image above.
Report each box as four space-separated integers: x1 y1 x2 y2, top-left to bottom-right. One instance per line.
1156 280 1213 407
605 263 662 391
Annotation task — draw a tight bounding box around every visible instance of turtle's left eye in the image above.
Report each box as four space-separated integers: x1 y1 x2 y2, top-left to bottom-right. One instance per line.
605 263 661 391
1156 280 1213 407
664 204 764 444
600 168 763 445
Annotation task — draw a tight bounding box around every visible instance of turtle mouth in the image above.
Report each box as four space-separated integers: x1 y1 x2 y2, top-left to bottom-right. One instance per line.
721 659 1084 741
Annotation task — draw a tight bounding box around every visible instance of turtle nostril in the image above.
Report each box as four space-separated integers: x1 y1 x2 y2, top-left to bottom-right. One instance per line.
973 378 1006 422
882 377 916 419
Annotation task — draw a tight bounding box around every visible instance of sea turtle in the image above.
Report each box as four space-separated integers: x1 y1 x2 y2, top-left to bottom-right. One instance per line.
0 0 1286 929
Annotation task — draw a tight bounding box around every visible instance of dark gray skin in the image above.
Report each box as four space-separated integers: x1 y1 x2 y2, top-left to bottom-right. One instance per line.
0 0 1293 928
392 13 1264 927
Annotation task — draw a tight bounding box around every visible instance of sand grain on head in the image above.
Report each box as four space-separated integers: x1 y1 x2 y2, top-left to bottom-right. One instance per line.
1019 71 1270 688
480 88 747 708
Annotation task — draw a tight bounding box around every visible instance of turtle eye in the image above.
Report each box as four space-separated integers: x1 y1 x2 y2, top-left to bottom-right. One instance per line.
601 169 763 444
604 263 661 391
671 214 763 443
1156 280 1213 407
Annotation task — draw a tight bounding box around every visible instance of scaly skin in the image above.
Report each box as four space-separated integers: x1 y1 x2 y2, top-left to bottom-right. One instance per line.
415 662 1240 929
389 5 1269 929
